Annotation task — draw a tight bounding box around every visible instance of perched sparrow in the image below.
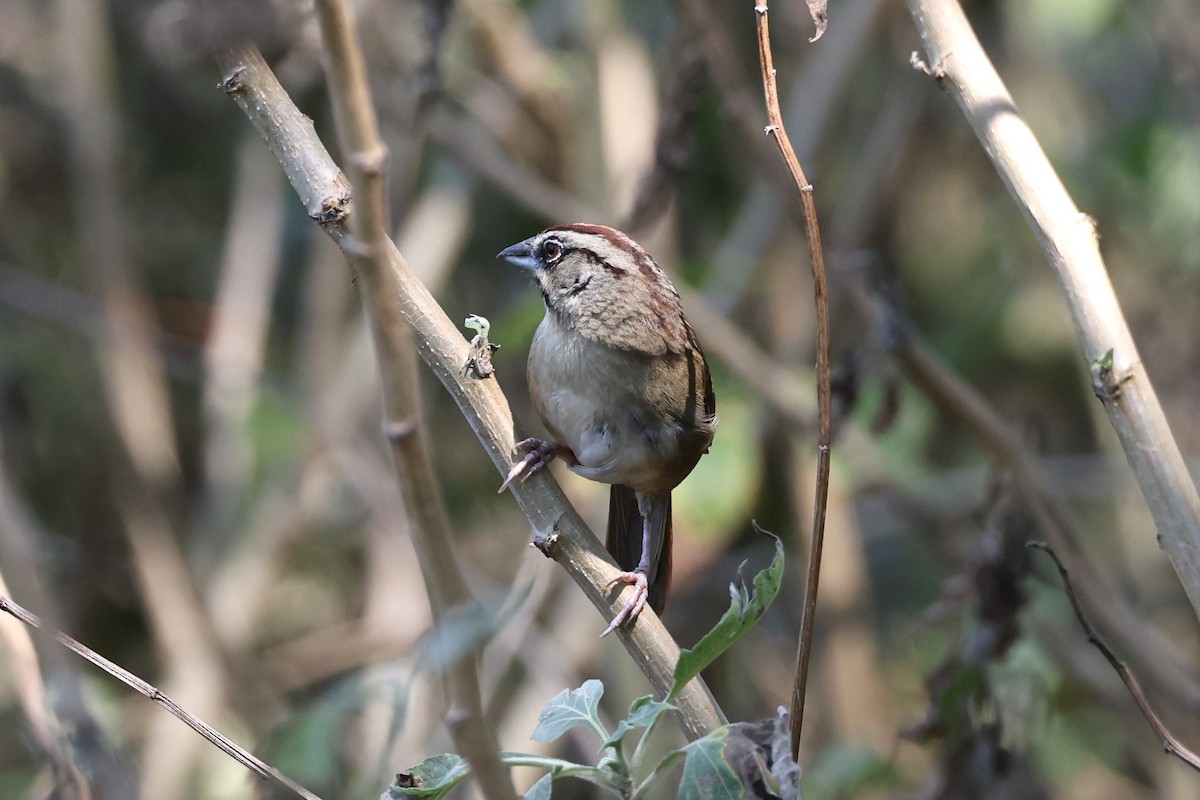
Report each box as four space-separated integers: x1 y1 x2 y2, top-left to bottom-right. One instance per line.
497 224 716 635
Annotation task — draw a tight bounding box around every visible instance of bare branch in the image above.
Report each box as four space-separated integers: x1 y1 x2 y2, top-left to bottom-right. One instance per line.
751 0 833 758
312 1 514 796
1029 543 1200 773
0 594 324 800
906 0 1200 616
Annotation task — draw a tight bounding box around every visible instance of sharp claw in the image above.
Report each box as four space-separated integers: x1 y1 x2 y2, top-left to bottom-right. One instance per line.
600 617 622 638
497 439 559 493
600 570 650 637
497 456 531 493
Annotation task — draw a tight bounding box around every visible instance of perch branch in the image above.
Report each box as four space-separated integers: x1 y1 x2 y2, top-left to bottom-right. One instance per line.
427 91 1200 717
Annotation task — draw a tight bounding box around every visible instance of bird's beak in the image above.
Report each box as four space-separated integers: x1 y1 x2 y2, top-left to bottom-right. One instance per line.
496 237 539 271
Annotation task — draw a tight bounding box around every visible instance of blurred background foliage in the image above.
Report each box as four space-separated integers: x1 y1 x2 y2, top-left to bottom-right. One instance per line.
0 0 1198 798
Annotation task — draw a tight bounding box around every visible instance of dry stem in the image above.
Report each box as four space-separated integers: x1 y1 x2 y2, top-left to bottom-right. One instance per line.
752 0 833 757
907 0 1200 616
312 2 515 795
0 595 323 800
1029 543 1200 772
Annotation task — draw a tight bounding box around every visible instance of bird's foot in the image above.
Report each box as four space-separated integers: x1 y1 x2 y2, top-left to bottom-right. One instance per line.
498 438 562 493
600 569 650 637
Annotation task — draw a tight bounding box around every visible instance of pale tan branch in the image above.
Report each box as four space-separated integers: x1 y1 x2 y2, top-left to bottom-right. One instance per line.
906 0 1200 616
313 3 515 794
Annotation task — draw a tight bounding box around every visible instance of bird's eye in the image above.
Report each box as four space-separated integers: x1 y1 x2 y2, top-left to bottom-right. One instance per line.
541 239 563 263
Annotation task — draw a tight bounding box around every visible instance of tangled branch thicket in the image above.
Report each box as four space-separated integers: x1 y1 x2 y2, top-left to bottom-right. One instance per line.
0 0 1198 798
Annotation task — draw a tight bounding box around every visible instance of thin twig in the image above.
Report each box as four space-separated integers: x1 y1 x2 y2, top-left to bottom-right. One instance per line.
0 572 88 798
0 595 324 800
0 437 126 797
907 0 1200 616
751 0 833 758
215 43 727 741
1028 543 1200 773
312 2 516 796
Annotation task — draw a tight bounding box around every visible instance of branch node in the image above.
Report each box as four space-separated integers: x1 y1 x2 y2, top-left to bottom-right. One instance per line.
1078 211 1100 240
1090 349 1133 403
909 51 949 81
218 67 246 94
531 522 561 558
311 191 351 224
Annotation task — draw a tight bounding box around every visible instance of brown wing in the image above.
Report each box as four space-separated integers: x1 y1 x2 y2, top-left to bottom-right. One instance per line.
605 485 672 615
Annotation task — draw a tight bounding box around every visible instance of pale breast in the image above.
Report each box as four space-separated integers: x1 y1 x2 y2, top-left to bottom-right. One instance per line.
527 313 711 495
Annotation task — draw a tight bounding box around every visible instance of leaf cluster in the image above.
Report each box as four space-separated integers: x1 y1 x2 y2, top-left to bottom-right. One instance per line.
384 536 792 799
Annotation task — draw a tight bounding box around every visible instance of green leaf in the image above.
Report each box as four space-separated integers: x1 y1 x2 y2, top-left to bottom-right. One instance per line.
678 729 743 800
1089 347 1114 374
669 532 784 699
384 754 471 798
531 679 608 743
603 694 675 749
522 772 553 800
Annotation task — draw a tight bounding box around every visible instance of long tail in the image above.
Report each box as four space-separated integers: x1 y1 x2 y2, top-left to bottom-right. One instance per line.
605 485 672 615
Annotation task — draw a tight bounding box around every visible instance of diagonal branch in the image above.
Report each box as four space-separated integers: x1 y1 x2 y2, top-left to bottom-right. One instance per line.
1028 543 1200 773
0 594 323 800
907 0 1200 617
311 1 514 796
751 0 833 758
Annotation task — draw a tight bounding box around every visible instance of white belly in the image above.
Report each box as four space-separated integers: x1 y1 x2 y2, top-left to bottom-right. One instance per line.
528 315 684 492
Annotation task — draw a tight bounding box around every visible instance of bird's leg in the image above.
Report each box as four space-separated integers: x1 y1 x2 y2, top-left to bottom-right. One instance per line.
498 438 577 493
601 494 665 637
